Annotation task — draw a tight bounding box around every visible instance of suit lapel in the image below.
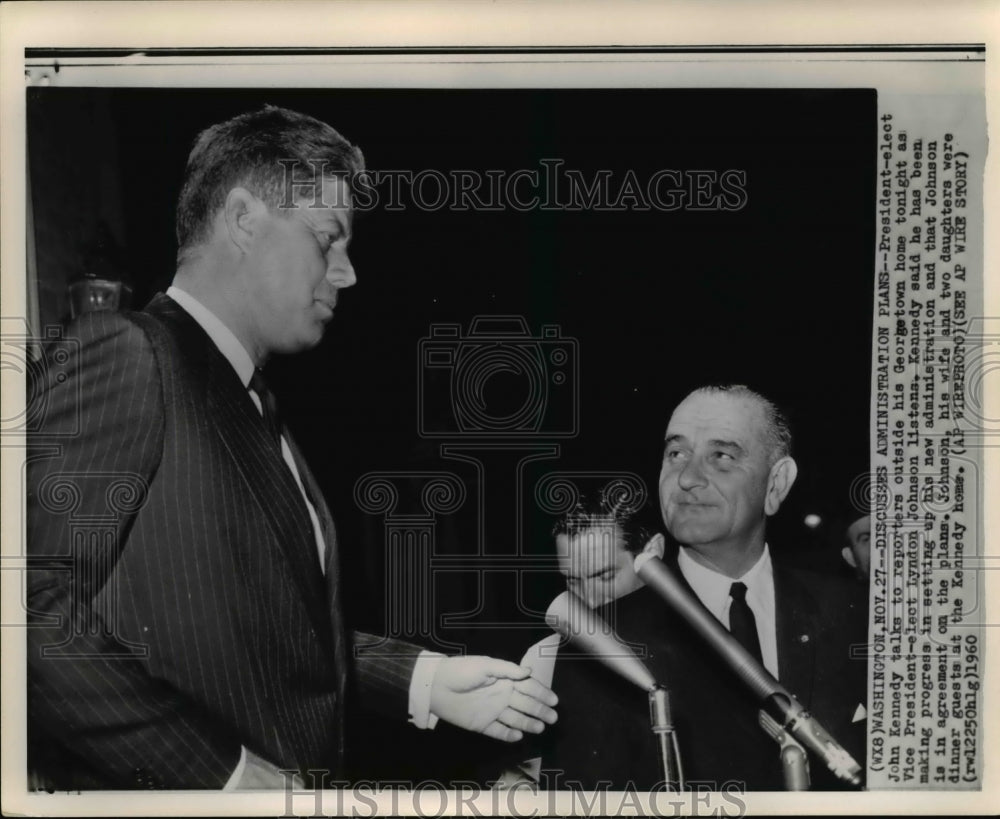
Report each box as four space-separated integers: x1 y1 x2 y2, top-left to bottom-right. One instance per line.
282 427 349 754
774 563 817 706
145 294 333 649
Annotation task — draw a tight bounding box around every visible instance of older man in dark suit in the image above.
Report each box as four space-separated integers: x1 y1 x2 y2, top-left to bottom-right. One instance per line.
542 385 867 791
26 106 557 790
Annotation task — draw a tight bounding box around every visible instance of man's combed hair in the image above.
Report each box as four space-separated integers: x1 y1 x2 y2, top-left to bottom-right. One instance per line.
693 383 793 463
551 485 661 556
175 105 365 259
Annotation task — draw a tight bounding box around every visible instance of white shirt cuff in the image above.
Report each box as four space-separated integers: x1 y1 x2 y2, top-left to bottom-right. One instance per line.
221 745 248 790
408 650 445 729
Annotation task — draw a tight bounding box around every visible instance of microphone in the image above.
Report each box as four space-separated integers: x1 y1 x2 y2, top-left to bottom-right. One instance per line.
633 553 862 787
546 590 683 788
545 590 656 692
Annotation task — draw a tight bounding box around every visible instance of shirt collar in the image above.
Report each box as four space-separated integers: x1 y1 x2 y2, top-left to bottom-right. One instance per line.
677 542 773 615
167 285 256 388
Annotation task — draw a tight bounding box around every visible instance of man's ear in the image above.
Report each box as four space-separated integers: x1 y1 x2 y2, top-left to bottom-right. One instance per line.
842 546 858 569
640 532 666 559
223 187 265 254
763 456 798 516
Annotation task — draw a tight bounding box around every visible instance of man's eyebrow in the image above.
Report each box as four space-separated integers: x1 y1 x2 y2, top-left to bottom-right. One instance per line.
664 433 687 447
707 438 747 455
317 216 353 244
321 212 350 232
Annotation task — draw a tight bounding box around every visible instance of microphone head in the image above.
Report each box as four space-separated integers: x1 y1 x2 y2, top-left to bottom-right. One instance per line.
633 550 659 575
545 590 657 692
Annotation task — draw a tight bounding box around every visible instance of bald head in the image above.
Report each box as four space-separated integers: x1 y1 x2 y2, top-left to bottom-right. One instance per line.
687 385 792 465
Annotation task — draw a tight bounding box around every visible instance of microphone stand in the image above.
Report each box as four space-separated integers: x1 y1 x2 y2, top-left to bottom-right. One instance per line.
758 710 810 791
649 685 684 791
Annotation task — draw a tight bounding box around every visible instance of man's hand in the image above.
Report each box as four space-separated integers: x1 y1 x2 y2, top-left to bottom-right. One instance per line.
429 656 558 742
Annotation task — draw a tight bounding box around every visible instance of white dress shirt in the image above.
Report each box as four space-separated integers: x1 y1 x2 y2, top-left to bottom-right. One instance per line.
165 286 441 787
677 543 779 677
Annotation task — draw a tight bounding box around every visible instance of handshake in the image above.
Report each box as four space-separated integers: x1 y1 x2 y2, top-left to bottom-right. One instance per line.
230 656 558 789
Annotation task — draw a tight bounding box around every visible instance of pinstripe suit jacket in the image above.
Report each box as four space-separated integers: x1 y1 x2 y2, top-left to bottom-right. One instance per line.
27 294 418 790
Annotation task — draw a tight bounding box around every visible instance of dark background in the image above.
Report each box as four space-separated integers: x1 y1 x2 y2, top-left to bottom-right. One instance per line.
28 86 875 781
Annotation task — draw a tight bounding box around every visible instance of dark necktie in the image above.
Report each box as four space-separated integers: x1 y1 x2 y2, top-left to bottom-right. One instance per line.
246 371 338 589
728 581 763 664
248 369 321 509
248 369 283 449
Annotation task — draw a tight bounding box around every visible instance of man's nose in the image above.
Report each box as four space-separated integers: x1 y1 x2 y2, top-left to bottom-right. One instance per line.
327 249 357 289
676 456 708 490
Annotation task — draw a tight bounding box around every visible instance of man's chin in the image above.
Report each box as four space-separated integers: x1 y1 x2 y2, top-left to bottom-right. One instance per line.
667 522 723 548
277 330 326 355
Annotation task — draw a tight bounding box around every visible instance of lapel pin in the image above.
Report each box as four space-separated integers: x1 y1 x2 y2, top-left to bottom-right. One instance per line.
799 634 810 643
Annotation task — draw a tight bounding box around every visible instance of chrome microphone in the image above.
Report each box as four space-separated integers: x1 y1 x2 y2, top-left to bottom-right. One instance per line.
545 590 683 788
545 590 656 692
633 553 862 787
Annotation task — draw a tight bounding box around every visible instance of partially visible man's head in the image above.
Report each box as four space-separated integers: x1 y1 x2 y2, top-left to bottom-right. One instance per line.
842 514 871 581
553 488 664 608
658 385 797 574
176 105 364 255
174 106 365 361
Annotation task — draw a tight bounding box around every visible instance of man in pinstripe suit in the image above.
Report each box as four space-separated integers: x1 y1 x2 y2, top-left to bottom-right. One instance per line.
26 106 557 790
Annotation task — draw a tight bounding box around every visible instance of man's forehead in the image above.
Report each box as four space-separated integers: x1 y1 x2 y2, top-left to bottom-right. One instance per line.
665 392 766 447
556 525 625 561
847 516 870 539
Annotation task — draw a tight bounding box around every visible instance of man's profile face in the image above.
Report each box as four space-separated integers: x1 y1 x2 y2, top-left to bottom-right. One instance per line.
659 391 774 557
846 515 871 577
244 175 356 356
555 524 642 608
